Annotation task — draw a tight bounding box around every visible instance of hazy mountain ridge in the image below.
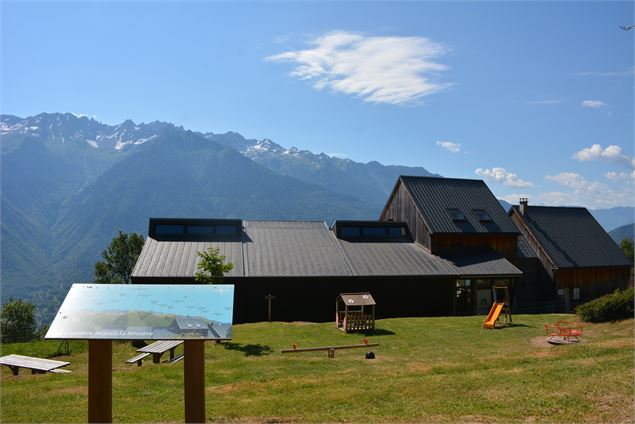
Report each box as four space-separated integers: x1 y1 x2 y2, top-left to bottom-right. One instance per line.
206 131 440 209
1 112 632 323
1 113 377 321
609 223 634 244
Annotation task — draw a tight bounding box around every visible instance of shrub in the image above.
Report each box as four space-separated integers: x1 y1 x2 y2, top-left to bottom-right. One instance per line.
576 288 634 322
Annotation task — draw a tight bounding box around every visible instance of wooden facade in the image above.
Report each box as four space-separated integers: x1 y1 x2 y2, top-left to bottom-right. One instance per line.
380 178 517 259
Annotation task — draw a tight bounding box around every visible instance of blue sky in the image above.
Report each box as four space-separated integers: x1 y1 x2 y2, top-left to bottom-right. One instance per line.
2 1 634 208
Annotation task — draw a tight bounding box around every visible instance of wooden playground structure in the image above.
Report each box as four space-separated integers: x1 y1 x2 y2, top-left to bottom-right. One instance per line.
336 293 376 332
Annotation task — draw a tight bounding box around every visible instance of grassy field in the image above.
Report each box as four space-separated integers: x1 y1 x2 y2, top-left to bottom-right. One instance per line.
1 314 633 423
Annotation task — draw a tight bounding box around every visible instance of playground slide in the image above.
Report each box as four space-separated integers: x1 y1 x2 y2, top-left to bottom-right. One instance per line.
483 302 504 329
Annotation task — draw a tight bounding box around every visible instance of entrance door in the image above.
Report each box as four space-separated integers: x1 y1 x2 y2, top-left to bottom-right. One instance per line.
455 280 474 315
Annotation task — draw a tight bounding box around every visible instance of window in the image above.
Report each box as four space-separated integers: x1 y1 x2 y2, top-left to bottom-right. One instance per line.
472 209 492 222
361 227 386 237
340 226 360 238
387 226 403 237
447 208 466 221
187 225 214 235
216 225 238 236
573 288 580 300
154 224 185 235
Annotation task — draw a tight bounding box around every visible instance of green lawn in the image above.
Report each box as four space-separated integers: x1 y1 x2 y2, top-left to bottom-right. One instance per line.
1 314 633 423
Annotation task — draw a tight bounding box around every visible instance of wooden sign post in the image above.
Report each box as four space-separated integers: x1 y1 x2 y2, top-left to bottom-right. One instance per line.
184 340 205 423
265 294 276 322
88 340 112 423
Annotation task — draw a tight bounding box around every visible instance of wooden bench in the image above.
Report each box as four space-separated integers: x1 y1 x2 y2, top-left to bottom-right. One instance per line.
126 352 151 367
138 340 183 364
169 354 184 363
0 354 70 376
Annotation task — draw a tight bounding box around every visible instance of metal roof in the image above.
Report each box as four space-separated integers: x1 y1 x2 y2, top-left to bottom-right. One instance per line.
337 293 376 306
511 205 632 269
131 238 244 278
242 220 352 277
516 234 538 259
132 218 524 280
335 238 457 277
397 176 519 234
439 248 522 277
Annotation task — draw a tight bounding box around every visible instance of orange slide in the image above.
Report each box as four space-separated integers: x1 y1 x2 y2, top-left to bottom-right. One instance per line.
483 302 504 329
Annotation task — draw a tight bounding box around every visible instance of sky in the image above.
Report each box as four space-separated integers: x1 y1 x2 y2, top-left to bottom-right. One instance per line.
2 1 634 209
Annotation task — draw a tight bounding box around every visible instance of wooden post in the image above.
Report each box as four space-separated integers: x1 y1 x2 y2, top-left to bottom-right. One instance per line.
88 340 112 423
264 294 276 322
184 340 205 423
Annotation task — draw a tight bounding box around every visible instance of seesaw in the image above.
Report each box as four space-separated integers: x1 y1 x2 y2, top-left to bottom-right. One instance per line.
281 339 379 358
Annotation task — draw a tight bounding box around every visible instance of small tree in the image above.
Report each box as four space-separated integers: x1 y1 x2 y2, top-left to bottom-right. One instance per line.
94 231 145 284
194 247 234 284
1 298 37 343
620 238 634 261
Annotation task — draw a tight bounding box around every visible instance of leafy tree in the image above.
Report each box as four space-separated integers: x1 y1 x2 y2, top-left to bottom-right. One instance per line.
194 247 234 284
1 298 37 343
94 231 145 284
620 238 634 261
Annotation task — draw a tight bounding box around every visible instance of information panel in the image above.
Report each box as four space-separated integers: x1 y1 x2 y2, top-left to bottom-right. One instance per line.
45 284 234 340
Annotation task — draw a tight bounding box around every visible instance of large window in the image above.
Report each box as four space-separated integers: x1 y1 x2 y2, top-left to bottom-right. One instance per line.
337 224 406 239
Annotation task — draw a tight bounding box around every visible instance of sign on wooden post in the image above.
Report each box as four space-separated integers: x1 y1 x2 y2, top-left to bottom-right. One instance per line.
46 284 234 423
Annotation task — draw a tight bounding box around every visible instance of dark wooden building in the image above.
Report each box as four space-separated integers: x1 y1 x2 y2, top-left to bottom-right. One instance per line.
131 198 521 323
509 199 632 311
380 176 523 315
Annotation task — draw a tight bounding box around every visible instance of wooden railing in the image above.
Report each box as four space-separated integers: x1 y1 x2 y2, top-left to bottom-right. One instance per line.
344 311 375 332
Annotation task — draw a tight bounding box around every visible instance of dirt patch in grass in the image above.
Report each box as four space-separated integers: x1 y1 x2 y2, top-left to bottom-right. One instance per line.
529 336 555 348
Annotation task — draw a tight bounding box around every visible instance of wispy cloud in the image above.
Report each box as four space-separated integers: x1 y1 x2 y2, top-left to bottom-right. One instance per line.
475 167 533 188
573 144 634 169
266 31 450 105
544 172 634 208
527 99 565 105
606 171 635 181
436 140 461 153
581 100 606 109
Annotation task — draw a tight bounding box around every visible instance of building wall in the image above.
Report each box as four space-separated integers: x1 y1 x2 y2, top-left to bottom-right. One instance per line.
133 275 455 323
380 183 431 248
430 234 518 260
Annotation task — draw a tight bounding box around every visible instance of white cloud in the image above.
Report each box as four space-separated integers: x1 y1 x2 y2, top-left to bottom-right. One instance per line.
606 171 635 181
475 167 533 188
266 31 450 105
544 172 634 208
573 144 633 169
581 100 606 109
436 140 461 153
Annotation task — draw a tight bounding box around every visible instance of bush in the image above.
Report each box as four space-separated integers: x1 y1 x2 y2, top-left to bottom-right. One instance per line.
1 298 37 343
576 288 634 322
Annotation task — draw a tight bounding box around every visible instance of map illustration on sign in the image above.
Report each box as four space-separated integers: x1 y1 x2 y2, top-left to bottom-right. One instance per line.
45 284 234 340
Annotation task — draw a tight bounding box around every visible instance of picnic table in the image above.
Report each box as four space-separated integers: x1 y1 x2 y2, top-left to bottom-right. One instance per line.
137 340 183 364
0 354 71 376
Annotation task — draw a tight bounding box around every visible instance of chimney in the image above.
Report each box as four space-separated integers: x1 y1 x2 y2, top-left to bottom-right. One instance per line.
519 198 528 215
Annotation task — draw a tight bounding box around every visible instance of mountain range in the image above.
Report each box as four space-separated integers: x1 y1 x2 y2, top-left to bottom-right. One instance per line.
1 113 437 321
2 113 633 322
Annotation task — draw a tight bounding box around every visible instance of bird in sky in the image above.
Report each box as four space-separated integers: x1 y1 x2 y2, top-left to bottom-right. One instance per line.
619 24 634 30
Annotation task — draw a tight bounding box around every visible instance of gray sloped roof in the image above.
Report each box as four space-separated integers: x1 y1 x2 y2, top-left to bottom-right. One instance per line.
438 248 522 277
132 238 244 278
335 239 457 276
132 218 523 280
243 220 352 277
517 234 538 258
511 205 632 269
399 176 519 234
